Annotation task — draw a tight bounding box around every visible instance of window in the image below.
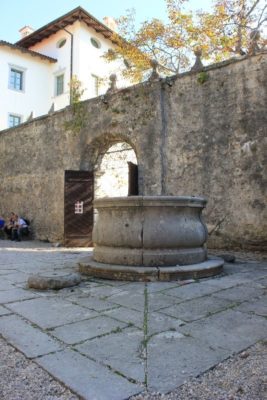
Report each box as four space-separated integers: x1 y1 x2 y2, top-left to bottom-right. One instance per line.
9 114 21 128
56 74 64 96
91 74 100 96
9 68 24 91
90 37 101 49
57 38 67 48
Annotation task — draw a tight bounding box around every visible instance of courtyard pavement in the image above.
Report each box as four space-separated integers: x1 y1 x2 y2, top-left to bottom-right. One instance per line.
0 240 266 400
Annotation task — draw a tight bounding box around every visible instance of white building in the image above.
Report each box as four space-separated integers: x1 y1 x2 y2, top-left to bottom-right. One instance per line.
0 7 131 131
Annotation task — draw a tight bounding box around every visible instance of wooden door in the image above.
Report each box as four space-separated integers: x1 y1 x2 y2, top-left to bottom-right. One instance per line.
64 170 94 247
128 162 139 195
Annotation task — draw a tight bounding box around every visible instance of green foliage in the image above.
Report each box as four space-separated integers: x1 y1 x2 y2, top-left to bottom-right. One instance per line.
69 75 85 105
104 0 266 81
197 71 209 84
65 76 86 133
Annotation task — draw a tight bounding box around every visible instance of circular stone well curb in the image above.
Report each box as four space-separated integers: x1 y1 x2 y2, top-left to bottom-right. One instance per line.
78 256 224 282
27 271 81 290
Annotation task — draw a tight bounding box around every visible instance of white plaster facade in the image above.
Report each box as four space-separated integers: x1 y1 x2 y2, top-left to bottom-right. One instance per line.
0 8 131 131
0 45 53 130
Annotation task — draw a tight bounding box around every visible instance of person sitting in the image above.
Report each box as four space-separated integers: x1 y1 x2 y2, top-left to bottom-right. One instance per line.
4 212 15 239
0 216 5 229
0 216 5 239
11 215 29 242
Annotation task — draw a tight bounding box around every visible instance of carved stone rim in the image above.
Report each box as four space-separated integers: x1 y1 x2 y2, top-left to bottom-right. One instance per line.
94 196 207 208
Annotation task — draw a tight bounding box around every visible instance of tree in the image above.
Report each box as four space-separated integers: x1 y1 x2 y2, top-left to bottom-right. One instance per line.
104 0 266 82
197 0 267 58
69 75 85 105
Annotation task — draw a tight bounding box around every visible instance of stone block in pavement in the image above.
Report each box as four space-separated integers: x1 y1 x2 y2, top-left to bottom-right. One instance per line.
0 305 11 316
0 280 16 291
162 281 222 300
212 285 265 302
0 314 62 358
103 306 144 329
0 269 18 275
0 288 39 304
146 281 183 293
7 297 98 329
51 315 127 344
159 295 234 322
3 272 29 284
66 295 119 312
107 291 145 312
203 273 252 289
148 292 181 312
36 348 143 400
257 276 267 287
147 333 228 393
75 328 145 383
83 284 125 299
180 309 267 352
148 312 184 335
235 296 267 317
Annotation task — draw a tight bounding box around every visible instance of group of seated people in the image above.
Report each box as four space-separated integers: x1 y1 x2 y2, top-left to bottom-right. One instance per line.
0 212 29 241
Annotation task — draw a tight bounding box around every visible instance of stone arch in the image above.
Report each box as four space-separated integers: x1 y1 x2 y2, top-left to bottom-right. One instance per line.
95 142 137 198
79 133 142 196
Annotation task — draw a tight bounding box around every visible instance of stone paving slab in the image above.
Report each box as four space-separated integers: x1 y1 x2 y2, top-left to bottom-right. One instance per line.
180 309 267 352
7 297 98 329
256 276 267 287
0 314 62 358
159 295 234 322
204 273 254 289
235 296 267 317
0 288 40 304
146 281 184 293
0 241 267 399
147 292 182 311
148 312 184 335
76 328 145 383
212 284 265 302
2 272 29 284
103 306 144 329
51 315 127 344
0 269 19 275
0 305 12 316
82 284 125 299
107 291 146 311
0 280 17 291
162 281 226 300
66 295 121 312
36 349 142 400
147 334 229 393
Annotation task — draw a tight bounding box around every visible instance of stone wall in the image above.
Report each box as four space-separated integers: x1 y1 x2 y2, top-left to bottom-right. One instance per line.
0 52 266 250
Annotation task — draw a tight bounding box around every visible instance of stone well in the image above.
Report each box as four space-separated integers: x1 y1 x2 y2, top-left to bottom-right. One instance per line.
79 196 223 281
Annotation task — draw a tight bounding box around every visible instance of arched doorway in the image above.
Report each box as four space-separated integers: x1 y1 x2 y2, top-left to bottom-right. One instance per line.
64 140 138 247
94 141 138 199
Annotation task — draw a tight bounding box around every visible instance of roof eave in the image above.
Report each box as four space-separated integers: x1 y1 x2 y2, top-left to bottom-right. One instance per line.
15 6 115 48
0 40 57 63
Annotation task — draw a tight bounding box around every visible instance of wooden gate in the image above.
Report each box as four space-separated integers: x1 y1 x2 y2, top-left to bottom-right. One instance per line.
64 170 94 247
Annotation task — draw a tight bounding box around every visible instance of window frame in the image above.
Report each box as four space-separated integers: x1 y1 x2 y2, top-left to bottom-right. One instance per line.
55 73 65 96
57 38 67 48
8 113 22 128
8 64 26 92
90 37 101 49
91 74 100 96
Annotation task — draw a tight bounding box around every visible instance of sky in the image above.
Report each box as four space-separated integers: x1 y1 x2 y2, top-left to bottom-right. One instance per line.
0 0 212 44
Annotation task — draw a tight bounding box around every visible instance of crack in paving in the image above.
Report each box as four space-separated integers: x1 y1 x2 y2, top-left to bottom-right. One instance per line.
143 284 149 388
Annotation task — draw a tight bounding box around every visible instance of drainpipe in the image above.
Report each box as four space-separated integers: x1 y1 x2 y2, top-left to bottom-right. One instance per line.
63 28 73 105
